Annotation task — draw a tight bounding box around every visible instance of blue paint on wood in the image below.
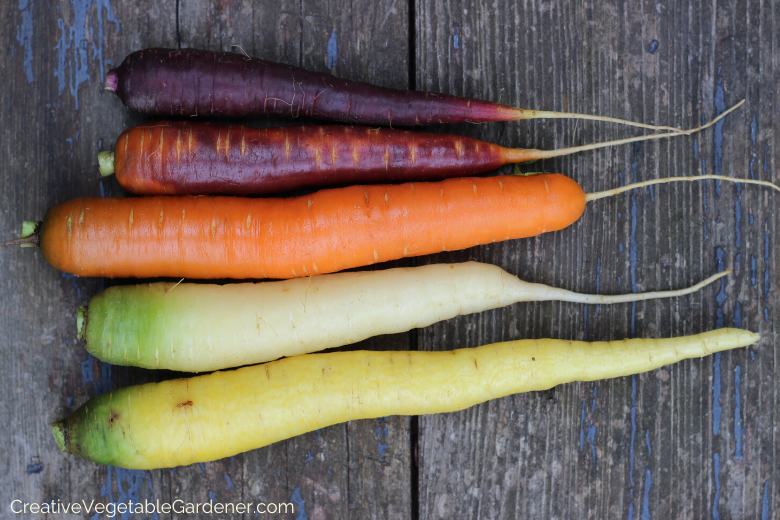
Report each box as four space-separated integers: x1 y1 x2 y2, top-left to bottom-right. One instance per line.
26 463 42 474
67 396 73 406
54 0 119 110
453 34 459 49
716 248 726 328
224 474 234 491
764 224 770 302
304 451 314 462
588 387 598 467
81 354 95 385
702 158 708 241
62 272 81 299
644 429 651 454
751 256 757 286
735 184 742 247
713 247 724 437
326 30 338 68
694 138 698 158
641 468 652 520
712 352 722 436
291 487 308 520
628 503 634 520
712 453 721 519
734 366 743 459
647 40 659 54
16 0 34 83
750 114 757 179
101 466 159 520
762 481 770 520
378 443 388 456
629 376 637 486
199 462 206 474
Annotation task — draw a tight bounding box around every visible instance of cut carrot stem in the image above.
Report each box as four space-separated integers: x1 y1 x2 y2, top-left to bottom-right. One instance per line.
52 328 759 469
99 102 740 196
107 48 695 132
8 174 778 280
80 262 730 372
1 221 40 248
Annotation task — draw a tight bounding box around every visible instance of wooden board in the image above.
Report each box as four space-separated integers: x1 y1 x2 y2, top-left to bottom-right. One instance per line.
0 0 776 518
414 0 778 518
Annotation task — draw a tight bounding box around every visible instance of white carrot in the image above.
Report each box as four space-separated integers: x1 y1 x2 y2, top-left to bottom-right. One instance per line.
80 262 729 372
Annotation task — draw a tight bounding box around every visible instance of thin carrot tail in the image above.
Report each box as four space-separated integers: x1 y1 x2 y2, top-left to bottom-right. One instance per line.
585 174 780 202
541 270 730 304
505 100 745 163
513 108 688 134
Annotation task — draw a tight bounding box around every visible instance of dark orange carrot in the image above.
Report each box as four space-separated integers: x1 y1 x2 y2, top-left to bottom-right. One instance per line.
99 105 743 196
107 48 686 131
7 174 778 280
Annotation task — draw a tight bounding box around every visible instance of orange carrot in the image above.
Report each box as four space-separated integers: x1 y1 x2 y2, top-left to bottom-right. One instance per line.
7 174 779 279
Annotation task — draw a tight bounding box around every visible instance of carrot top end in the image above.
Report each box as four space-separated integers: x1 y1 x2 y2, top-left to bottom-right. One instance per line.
77 307 87 340
98 151 115 177
51 420 69 453
104 70 118 92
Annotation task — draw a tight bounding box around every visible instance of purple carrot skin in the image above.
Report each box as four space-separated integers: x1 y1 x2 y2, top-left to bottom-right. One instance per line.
106 48 685 131
100 104 742 196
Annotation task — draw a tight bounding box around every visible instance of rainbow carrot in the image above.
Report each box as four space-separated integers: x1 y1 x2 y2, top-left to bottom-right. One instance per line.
52 329 760 469
106 48 688 131
98 104 741 195
6 174 778 279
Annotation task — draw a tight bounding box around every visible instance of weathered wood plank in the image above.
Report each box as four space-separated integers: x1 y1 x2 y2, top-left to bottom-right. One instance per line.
414 0 777 518
0 0 178 516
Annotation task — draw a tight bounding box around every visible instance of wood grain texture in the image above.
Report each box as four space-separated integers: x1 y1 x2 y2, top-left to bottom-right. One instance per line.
1 0 777 519
414 0 777 518
0 0 175 516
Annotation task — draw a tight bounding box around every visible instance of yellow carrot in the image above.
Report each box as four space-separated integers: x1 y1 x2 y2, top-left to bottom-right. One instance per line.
52 328 758 469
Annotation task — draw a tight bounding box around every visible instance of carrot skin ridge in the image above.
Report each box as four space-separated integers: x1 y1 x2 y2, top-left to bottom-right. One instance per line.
39 174 586 279
111 48 524 126
52 329 759 469
113 122 513 195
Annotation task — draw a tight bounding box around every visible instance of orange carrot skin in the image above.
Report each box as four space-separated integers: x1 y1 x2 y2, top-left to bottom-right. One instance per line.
108 49 524 125
115 122 517 195
39 174 586 279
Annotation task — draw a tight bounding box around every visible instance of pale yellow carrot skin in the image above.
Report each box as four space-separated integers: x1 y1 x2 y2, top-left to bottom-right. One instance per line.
82 262 729 372
52 329 758 469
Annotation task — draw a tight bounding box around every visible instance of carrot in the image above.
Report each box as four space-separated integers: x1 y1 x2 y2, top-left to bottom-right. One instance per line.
79 262 729 372
5 174 779 279
51 328 760 469
107 48 688 132
97 105 741 195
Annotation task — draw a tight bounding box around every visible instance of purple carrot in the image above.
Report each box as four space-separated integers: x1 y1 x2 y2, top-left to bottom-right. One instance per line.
98 106 743 196
106 48 685 132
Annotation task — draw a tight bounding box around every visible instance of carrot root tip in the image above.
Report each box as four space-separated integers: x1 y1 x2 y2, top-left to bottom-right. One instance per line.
104 70 118 92
98 151 115 177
